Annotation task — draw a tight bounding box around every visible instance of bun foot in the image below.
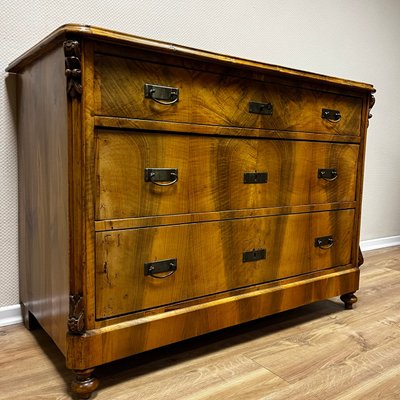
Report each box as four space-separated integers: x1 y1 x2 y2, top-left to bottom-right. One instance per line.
71 368 99 399
340 293 358 309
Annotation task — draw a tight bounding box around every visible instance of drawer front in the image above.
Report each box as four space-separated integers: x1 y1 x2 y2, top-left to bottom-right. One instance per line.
96 130 359 220
96 209 354 318
94 54 362 136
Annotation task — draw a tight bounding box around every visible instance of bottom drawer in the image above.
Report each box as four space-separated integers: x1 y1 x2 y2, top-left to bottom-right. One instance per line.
96 209 354 318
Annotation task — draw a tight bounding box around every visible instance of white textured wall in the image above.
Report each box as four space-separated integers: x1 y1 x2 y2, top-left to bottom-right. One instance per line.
1 0 400 307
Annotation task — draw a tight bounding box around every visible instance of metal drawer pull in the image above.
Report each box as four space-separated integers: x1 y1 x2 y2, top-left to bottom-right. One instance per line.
144 258 177 279
321 108 341 122
318 168 338 181
244 172 268 184
243 248 266 262
249 101 273 115
144 83 179 105
145 168 178 186
315 235 334 249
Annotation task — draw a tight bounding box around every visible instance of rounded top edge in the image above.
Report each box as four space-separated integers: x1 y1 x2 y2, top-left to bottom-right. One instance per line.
5 24 375 92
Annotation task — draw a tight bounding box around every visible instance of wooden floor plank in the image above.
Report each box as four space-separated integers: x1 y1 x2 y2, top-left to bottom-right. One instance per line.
0 246 399 399
260 333 400 400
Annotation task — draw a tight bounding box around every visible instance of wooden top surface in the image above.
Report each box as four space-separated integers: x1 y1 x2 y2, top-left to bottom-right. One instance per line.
6 24 374 92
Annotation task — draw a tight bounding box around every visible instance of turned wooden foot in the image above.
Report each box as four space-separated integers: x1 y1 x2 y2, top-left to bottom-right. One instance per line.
340 293 358 309
71 368 99 399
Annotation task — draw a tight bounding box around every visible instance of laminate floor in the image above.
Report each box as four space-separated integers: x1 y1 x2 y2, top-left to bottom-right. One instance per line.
1 246 399 400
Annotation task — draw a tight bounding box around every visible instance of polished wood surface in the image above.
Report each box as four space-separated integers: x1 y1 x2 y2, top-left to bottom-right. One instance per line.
95 116 362 143
94 201 357 231
16 45 69 354
8 25 374 399
95 54 362 135
96 210 354 318
69 266 360 369
96 131 358 220
1 247 398 400
6 25 374 92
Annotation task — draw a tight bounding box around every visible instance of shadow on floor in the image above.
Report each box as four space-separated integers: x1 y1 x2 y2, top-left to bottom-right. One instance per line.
27 297 345 398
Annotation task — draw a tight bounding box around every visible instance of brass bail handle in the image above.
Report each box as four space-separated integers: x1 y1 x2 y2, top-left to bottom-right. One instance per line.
144 168 179 186
147 264 176 279
144 258 177 279
150 171 178 186
315 236 334 249
322 108 342 123
318 169 338 182
144 84 180 105
149 88 179 105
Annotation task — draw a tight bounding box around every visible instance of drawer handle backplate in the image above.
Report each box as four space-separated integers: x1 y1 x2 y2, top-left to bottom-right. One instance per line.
144 83 179 105
243 248 267 262
315 235 334 249
318 168 338 181
144 258 177 279
321 108 341 122
244 172 268 184
249 101 273 115
145 168 178 186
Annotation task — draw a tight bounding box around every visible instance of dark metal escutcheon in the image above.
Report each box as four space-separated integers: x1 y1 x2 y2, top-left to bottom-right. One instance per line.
315 235 334 249
318 168 337 181
144 84 179 105
145 168 178 186
249 101 273 115
243 248 267 262
244 172 268 184
144 258 177 278
321 108 341 122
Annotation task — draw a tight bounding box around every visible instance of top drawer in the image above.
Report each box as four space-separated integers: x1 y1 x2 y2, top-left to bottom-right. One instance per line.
94 54 363 136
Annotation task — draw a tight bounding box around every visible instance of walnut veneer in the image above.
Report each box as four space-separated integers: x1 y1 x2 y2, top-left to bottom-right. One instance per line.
7 25 375 399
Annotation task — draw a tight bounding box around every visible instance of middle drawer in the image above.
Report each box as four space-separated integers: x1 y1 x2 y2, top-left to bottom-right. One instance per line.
96 130 359 220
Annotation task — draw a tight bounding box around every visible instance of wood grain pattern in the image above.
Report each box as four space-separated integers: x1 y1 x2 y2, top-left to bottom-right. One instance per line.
94 115 363 143
93 263 356 328
96 131 359 220
6 24 374 93
95 210 354 318
69 266 360 369
17 44 69 354
95 202 357 231
80 39 97 332
1 247 398 400
8 25 375 399
94 54 363 135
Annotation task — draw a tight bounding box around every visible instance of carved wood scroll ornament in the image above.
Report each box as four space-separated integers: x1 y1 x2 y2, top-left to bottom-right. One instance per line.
64 40 82 98
68 294 85 334
368 90 376 122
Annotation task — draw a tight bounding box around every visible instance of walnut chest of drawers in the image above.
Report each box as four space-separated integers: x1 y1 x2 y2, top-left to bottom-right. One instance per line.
7 25 375 399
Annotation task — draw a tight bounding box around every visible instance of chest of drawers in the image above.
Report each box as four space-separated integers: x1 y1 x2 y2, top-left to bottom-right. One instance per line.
7 25 375 399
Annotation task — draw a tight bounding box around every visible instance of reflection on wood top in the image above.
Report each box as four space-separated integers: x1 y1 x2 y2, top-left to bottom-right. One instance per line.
6 24 374 92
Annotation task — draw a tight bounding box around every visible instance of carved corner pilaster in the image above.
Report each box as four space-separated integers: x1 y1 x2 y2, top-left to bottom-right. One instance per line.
64 40 82 99
368 89 376 123
68 294 85 334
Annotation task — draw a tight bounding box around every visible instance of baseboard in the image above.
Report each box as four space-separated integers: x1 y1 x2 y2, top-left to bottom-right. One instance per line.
0 304 22 327
360 235 400 252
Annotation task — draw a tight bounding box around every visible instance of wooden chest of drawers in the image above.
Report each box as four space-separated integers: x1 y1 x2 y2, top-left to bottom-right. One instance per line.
7 25 375 399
